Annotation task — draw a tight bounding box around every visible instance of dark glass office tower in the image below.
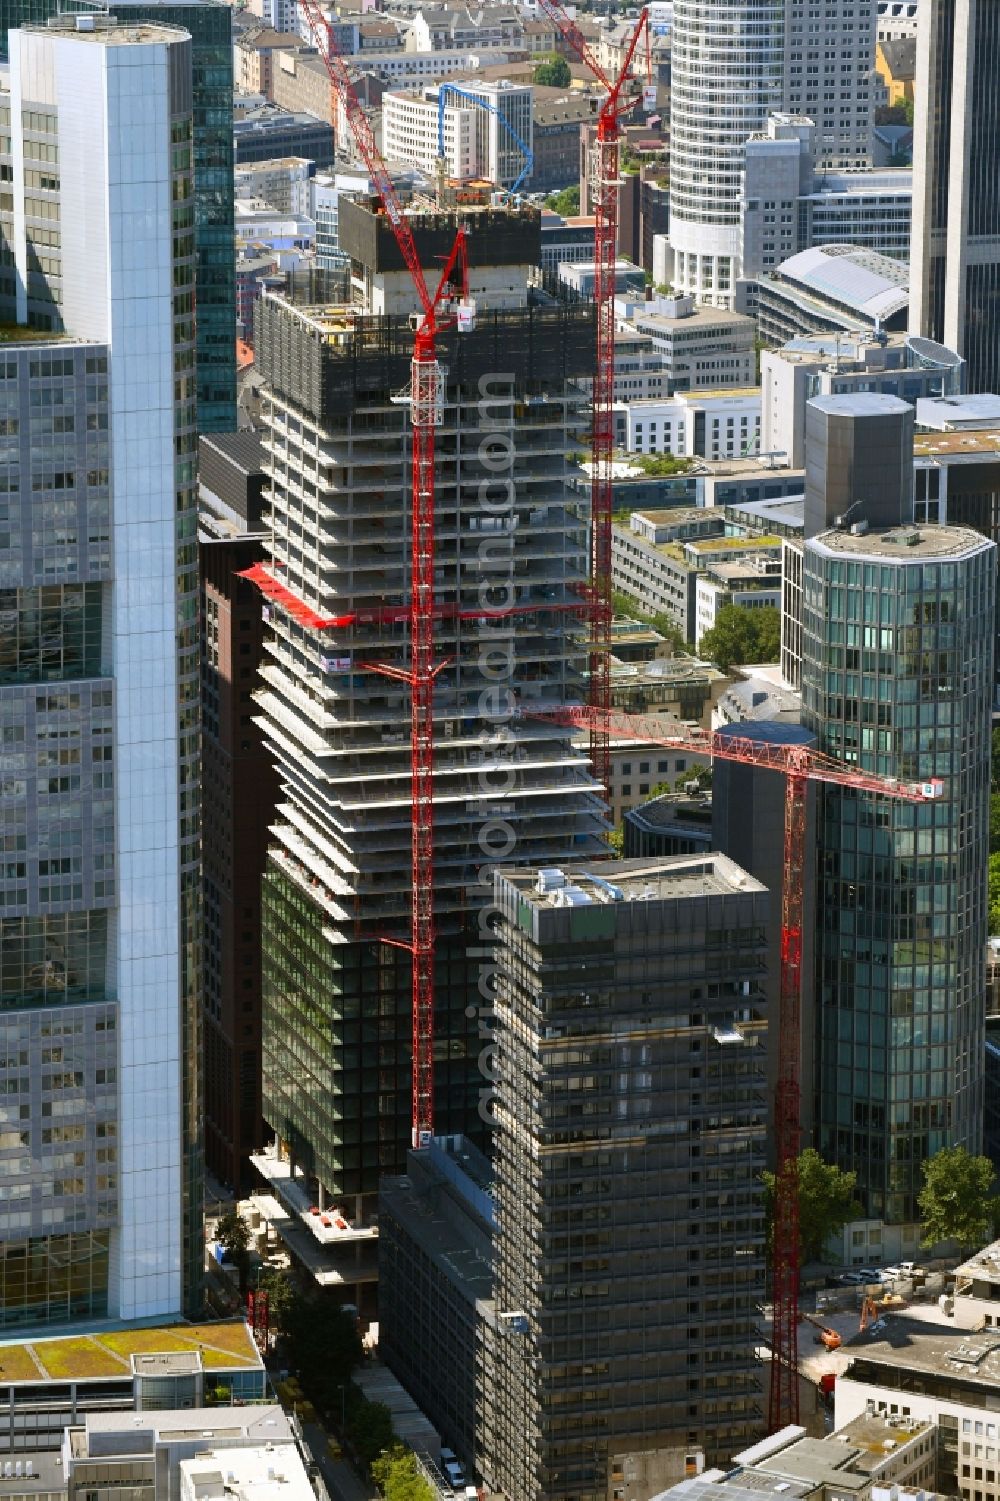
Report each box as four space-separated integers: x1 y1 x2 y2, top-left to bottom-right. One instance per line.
484 857 769 1499
801 523 995 1237
0 0 237 433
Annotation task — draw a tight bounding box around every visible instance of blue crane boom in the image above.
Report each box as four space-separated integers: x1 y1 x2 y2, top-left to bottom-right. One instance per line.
436 83 533 197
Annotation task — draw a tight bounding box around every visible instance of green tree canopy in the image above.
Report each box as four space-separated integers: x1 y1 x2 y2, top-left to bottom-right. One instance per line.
282 1294 362 1413
610 589 689 654
918 1145 996 1251
544 183 580 216
215 1210 251 1294
631 452 693 477
348 1397 395 1465
762 1148 861 1265
698 603 780 671
256 1266 297 1335
534 54 571 87
372 1446 436 1501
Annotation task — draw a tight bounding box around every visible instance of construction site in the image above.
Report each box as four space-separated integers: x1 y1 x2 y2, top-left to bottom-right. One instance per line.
248 189 608 1274
238 0 954 1488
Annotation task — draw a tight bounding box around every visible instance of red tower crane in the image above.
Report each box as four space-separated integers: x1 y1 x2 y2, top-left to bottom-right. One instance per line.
526 704 941 1431
247 0 472 1147
532 0 650 795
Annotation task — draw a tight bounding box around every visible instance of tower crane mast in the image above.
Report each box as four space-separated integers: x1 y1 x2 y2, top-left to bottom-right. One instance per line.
532 0 650 796
526 704 941 1431
280 0 472 1147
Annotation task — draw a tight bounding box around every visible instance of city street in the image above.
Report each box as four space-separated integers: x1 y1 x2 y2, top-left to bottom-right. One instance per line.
301 1418 377 1501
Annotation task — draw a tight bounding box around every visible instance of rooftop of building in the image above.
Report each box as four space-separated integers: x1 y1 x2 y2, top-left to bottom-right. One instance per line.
630 506 714 526
235 156 315 172
609 615 669 643
503 853 766 909
0 1454 64 1496
768 329 962 371
179 1442 313 1501
379 1155 493 1305
0 1321 261 1385
610 656 728 685
616 526 782 566
235 25 303 47
771 243 909 322
810 522 993 561
625 791 713 831
758 1436 869 1490
842 1313 1000 1386
634 305 756 333
532 87 604 120
200 429 267 479
705 557 783 584
69 1407 291 1458
802 171 912 200
26 14 187 43
617 387 761 407
916 393 1000 428
726 496 804 529
0 323 74 344
687 534 783 555
913 428 1000 458
834 1409 933 1464
878 34 917 76
718 677 802 720
953 1236 1000 1287
809 391 913 418
132 1350 203 1375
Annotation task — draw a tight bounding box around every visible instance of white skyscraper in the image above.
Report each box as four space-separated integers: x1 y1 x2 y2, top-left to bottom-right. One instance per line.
0 17 201 1326
670 0 876 304
669 0 784 305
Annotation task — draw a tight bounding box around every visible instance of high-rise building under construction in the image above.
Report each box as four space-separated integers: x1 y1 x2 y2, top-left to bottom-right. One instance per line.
249 200 606 1258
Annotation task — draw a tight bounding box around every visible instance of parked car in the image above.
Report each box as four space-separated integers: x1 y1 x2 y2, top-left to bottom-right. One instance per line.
856 1267 882 1282
881 1265 906 1280
838 1271 865 1284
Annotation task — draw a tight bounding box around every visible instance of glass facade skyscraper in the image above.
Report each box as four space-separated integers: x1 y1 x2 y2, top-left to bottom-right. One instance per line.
0 0 237 434
910 0 1000 393
802 523 995 1231
0 16 202 1323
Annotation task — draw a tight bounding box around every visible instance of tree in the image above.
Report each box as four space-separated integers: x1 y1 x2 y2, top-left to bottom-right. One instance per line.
610 589 691 655
698 603 780 671
257 1266 297 1335
534 54 571 87
631 452 693 477
215 1210 251 1294
349 1397 395 1465
918 1145 996 1252
283 1294 362 1413
544 184 580 217
762 1149 861 1265
372 1446 435 1501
